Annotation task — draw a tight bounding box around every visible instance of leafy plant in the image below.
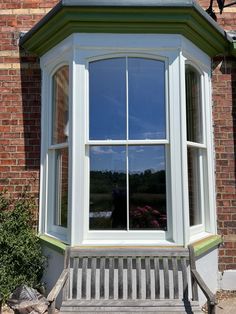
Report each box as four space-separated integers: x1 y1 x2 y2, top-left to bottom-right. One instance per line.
130 205 167 230
0 191 45 301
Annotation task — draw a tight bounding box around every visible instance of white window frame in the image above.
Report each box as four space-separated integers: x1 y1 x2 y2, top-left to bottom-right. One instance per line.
39 33 216 247
84 54 170 244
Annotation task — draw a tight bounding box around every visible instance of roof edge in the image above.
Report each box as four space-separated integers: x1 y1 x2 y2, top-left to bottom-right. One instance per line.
20 0 232 57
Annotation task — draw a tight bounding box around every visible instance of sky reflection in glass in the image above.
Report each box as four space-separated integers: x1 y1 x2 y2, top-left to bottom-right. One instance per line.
128 58 165 139
89 58 126 140
89 57 166 140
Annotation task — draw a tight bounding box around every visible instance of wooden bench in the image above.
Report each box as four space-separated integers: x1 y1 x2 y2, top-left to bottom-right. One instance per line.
47 246 216 314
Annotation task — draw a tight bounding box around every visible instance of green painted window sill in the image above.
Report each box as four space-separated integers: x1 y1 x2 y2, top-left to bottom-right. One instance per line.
192 235 223 257
39 235 67 254
39 234 222 257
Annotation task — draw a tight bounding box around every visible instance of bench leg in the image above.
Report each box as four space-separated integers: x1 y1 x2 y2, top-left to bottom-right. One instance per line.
208 301 216 314
0 293 2 314
48 300 56 314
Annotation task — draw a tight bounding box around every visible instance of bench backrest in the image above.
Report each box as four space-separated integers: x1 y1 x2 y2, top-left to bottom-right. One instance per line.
63 247 191 302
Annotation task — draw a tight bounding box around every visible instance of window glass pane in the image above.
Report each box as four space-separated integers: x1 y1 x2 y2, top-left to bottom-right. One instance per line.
54 148 68 228
185 65 202 143
89 58 126 140
129 146 167 230
89 146 127 230
128 58 166 140
52 66 69 144
188 147 202 226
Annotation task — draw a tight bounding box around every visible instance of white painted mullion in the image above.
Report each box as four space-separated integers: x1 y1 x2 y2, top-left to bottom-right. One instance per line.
66 54 74 244
39 68 48 235
204 72 217 234
163 56 171 239
56 154 62 226
46 67 55 235
126 56 130 231
199 150 205 228
176 50 189 246
201 73 207 147
71 48 86 245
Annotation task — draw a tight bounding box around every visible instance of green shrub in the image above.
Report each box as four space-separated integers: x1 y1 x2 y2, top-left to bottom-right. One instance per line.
0 191 45 301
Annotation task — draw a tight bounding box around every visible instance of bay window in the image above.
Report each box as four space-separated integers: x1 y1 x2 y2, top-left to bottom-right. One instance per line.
40 34 216 246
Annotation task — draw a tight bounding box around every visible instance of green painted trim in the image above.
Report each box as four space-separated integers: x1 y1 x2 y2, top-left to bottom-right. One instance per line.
230 42 236 58
21 6 230 57
38 234 221 257
192 235 222 257
39 235 67 254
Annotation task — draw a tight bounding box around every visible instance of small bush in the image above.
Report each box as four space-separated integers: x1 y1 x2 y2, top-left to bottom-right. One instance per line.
0 191 45 301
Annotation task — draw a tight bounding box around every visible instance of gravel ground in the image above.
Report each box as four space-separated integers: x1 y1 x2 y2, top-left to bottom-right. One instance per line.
202 290 236 313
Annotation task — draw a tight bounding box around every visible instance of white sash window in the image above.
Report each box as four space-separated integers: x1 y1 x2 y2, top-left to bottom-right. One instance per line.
39 34 216 246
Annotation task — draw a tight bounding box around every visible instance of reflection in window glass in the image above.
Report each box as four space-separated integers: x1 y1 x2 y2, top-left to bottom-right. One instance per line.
89 57 167 232
52 66 69 144
54 148 68 228
89 146 127 230
129 146 167 230
185 65 202 143
187 147 203 226
128 58 165 139
89 58 126 140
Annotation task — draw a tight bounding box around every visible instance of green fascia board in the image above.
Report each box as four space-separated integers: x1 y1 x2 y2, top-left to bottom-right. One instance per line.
21 6 230 57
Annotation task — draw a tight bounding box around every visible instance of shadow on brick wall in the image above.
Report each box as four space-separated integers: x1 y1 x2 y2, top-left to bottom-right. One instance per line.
19 44 41 173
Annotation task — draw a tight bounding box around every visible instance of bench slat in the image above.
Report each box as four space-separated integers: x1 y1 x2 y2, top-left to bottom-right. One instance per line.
181 257 188 300
72 258 79 299
90 257 96 299
69 248 189 258
109 258 114 299
127 257 132 299
118 258 123 299
61 299 201 307
63 249 70 301
136 257 142 299
154 258 160 299
100 257 105 299
172 257 179 299
81 258 88 299
145 258 151 299
163 258 169 299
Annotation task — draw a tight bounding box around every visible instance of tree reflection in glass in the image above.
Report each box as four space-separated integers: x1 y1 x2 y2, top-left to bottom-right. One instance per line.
129 146 167 230
89 146 127 230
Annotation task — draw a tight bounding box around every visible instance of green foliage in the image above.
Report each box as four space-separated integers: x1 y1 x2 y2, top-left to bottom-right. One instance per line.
0 192 45 301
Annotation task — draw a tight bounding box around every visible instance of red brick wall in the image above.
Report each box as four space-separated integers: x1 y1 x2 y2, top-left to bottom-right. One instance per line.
198 0 236 271
0 1 59 203
212 56 236 271
1 0 236 271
